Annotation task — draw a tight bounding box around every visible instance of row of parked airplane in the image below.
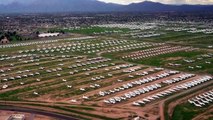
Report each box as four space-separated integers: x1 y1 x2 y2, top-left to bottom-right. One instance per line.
188 89 213 107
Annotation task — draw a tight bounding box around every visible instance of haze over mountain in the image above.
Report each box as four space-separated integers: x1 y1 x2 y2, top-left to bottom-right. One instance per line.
0 0 213 13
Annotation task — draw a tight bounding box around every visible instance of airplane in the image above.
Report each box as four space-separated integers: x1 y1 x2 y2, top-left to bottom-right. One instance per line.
133 102 140 106
82 95 89 100
70 99 77 103
193 103 202 107
138 100 145 104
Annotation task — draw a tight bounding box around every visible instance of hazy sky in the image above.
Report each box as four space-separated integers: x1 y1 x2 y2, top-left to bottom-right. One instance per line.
0 0 35 4
0 0 213 5
99 0 213 5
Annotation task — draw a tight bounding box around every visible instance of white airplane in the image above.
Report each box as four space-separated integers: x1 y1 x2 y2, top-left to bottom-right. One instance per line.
33 92 39 95
138 100 145 104
2 85 8 89
157 93 163 97
133 102 140 106
20 82 24 85
198 100 207 105
103 100 110 104
147 97 155 100
67 85 72 88
109 99 116 104
70 99 77 103
152 95 160 99
204 98 212 102
109 90 115 93
188 99 194 104
62 79 67 82
207 96 213 100
194 103 202 107
195 96 201 100
143 88 149 92
201 98 209 103
82 96 89 100
143 98 150 102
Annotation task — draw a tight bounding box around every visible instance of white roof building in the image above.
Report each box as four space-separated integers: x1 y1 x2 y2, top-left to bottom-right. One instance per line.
38 33 60 38
8 114 25 120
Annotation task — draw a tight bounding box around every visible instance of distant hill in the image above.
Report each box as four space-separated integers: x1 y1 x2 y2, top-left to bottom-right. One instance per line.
0 0 121 13
124 1 213 12
0 0 213 13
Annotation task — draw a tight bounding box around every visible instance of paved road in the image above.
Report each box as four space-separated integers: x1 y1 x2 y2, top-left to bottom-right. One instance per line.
0 105 79 120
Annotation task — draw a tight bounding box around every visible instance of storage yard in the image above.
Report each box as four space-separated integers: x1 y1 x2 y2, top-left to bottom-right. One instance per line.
0 21 212 120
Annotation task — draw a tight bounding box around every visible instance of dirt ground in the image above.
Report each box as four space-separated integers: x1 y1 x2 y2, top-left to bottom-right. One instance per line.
166 57 183 61
193 105 213 120
0 110 57 120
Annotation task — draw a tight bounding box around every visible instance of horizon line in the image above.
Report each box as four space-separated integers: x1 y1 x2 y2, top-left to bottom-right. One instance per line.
0 0 213 6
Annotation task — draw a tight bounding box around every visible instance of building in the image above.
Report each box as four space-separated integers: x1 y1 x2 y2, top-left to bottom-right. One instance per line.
0 37 10 44
7 114 25 120
38 33 60 38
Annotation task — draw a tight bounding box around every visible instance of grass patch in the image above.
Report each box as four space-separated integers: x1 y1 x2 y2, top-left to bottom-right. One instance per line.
172 103 203 120
135 51 203 66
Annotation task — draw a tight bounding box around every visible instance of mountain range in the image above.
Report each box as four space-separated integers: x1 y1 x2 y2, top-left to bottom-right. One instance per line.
0 0 213 13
